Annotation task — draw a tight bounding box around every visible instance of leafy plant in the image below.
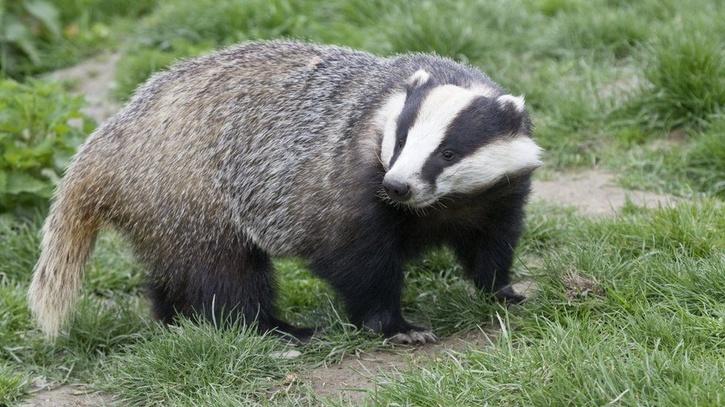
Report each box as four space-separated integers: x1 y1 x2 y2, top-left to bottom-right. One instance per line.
0 78 92 215
0 0 62 77
1 0 160 79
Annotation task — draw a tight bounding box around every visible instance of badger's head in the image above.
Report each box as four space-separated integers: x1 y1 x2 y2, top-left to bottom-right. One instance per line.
376 69 542 208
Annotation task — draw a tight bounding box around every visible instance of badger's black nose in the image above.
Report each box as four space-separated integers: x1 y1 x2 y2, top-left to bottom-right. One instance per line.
382 179 411 201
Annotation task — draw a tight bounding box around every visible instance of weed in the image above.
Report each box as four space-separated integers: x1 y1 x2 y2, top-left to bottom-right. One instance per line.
0 363 27 406
0 79 91 215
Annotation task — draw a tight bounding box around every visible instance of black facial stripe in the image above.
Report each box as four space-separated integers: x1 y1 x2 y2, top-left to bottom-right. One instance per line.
421 96 525 187
389 77 436 167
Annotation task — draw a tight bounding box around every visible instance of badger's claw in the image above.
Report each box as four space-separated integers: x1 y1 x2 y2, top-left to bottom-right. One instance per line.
385 329 437 345
494 285 526 305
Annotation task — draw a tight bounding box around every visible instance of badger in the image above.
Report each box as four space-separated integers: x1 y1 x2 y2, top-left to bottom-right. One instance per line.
28 41 541 344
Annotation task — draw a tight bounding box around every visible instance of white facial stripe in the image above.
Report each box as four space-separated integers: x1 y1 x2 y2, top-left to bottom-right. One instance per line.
387 85 479 180
470 83 497 97
437 136 542 194
377 92 406 169
376 83 501 171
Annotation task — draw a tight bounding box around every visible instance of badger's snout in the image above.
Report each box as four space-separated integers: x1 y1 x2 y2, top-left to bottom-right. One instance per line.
382 176 412 202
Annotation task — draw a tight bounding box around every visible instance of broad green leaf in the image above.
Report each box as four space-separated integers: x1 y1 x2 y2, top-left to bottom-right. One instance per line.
0 78 92 213
5 172 49 195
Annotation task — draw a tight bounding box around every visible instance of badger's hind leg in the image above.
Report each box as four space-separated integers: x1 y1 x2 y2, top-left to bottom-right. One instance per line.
144 238 312 341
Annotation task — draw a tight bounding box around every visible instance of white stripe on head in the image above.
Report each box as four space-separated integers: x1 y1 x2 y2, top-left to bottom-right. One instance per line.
437 136 542 195
386 85 479 181
470 83 498 97
376 92 406 169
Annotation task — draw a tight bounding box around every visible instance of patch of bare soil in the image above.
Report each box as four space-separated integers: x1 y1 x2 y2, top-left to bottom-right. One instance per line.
531 169 680 216
46 53 121 123
563 272 604 300
306 329 497 404
597 67 643 100
19 385 114 407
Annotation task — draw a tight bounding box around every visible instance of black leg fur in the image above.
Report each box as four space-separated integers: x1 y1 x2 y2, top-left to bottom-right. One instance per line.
452 202 527 304
145 239 312 341
148 280 178 324
311 225 434 343
454 234 515 291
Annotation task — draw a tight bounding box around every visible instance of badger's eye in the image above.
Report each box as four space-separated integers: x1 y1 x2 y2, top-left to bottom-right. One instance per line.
397 139 404 148
441 150 456 161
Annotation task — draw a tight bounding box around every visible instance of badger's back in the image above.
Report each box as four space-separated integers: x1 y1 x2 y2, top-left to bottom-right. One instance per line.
71 43 396 257
49 41 504 260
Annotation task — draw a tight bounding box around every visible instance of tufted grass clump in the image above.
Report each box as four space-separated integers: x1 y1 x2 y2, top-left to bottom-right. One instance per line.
634 31 725 131
615 117 725 198
99 319 299 406
0 363 28 406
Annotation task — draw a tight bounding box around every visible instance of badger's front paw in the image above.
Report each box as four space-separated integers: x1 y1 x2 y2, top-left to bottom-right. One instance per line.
494 285 526 304
361 311 436 345
385 328 438 345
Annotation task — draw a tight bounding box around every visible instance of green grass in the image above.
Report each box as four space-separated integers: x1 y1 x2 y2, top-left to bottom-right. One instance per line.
98 320 298 406
546 5 649 59
621 29 725 132
613 117 725 198
369 200 725 406
0 363 27 406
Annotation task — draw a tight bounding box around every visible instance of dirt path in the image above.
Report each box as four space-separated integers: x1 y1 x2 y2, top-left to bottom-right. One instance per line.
531 169 679 216
29 54 681 406
46 53 121 124
307 329 496 403
19 385 113 407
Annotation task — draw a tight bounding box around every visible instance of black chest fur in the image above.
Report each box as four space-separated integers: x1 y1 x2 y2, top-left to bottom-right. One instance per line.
393 174 532 260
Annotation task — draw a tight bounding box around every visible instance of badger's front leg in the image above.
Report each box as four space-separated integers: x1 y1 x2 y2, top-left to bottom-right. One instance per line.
454 225 526 304
312 244 436 344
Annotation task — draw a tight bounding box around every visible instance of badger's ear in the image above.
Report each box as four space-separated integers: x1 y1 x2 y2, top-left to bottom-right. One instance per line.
497 94 525 113
494 94 526 133
406 69 431 89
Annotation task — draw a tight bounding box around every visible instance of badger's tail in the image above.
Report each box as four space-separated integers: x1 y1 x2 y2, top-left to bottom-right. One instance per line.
28 171 101 338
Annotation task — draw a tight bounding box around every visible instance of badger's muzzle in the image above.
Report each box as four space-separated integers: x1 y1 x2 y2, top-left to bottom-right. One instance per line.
382 177 412 202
